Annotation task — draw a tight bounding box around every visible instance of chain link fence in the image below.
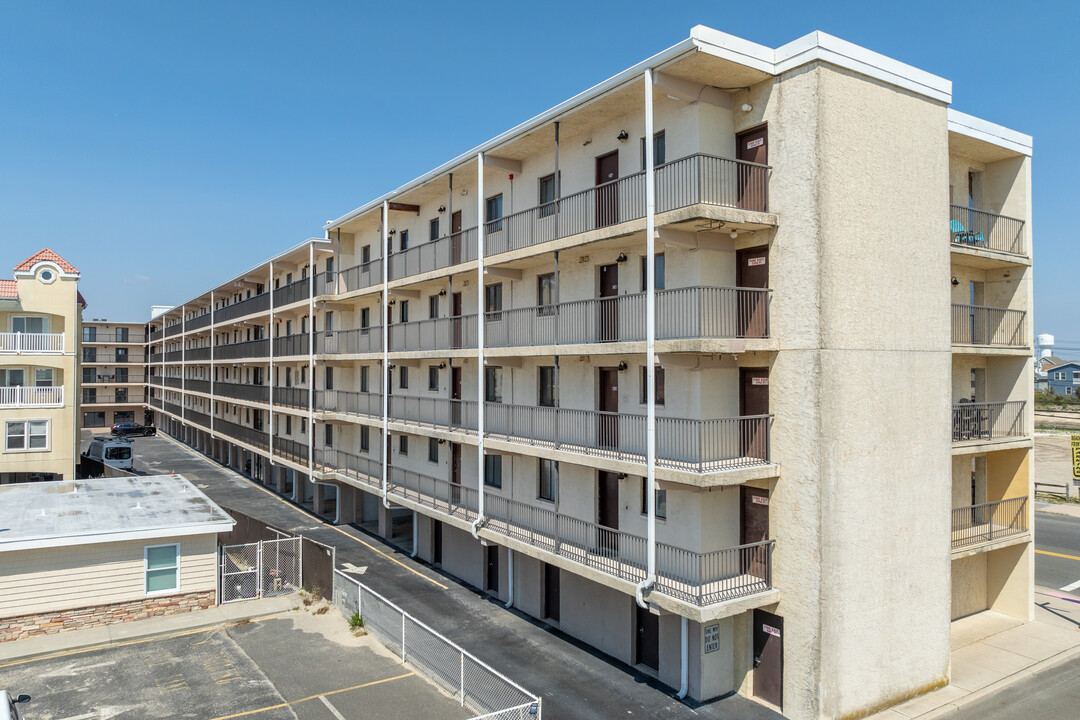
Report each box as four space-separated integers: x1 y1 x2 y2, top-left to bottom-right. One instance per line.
333 570 540 719
220 537 301 603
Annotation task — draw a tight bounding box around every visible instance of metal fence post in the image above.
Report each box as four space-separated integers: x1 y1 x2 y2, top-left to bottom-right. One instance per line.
256 541 264 598
299 534 304 590
401 613 407 664
460 653 465 706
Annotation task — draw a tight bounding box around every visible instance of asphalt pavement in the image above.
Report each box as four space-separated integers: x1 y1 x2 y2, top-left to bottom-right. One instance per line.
121 431 782 720
1034 511 1080 592
951 653 1080 720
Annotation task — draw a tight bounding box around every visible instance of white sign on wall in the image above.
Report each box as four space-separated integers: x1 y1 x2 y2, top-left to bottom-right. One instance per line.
747 138 764 149
751 378 769 386
748 257 766 266
763 624 780 638
704 623 720 653
751 495 769 506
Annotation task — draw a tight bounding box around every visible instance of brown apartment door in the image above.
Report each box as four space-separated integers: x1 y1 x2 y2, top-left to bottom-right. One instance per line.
739 367 769 461
543 563 561 622
736 247 769 338
636 604 660 671
598 263 619 342
753 609 783 709
451 292 463 349
597 470 620 556
595 151 619 228
486 545 500 594
451 366 463 426
450 442 462 505
736 125 768 212
598 367 619 449
432 520 443 565
451 210 463 265
741 486 770 578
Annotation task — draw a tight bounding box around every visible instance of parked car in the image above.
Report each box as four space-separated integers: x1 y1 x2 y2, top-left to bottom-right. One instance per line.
110 422 156 437
2 691 30 720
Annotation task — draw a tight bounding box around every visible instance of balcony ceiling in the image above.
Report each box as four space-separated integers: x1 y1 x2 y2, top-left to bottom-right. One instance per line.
949 132 1024 164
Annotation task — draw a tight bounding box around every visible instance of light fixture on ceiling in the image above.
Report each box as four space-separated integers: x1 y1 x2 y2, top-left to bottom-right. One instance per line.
741 103 753 112
730 230 739 239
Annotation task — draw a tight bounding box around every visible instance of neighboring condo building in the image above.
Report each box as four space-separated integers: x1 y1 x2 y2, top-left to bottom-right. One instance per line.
145 27 1034 719
0 249 84 483
80 320 150 430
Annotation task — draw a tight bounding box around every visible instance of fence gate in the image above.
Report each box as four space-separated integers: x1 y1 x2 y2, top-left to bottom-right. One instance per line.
220 537 301 603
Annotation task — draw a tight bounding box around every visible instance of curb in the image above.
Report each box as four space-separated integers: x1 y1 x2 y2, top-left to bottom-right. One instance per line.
909 643 1080 719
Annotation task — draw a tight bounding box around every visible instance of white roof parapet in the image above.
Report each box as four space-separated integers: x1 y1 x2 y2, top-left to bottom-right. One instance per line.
948 108 1033 156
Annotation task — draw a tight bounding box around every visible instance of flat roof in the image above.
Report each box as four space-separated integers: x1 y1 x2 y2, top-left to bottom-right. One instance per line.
0 475 235 552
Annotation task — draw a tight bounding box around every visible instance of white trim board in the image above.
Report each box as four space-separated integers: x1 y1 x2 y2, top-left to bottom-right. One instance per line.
948 108 1033 156
0 523 233 553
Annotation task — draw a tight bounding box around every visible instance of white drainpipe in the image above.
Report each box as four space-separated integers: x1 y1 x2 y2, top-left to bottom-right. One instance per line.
381 200 392 510
677 616 689 699
411 510 419 558
471 151 486 540
504 548 514 608
635 66 658 609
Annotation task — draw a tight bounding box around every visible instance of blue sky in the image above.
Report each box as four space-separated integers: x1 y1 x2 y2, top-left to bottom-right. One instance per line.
1 1 1075 343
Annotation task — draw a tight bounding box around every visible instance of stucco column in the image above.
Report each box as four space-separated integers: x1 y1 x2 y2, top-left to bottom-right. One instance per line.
313 482 326 515
337 484 357 524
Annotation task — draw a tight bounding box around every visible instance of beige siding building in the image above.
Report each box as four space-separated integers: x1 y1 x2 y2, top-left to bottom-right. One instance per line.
80 320 150 430
145 27 1034 719
0 249 84 483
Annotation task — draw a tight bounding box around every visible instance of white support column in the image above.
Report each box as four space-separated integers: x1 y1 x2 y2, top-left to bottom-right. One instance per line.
472 152 486 539
308 241 315 481
381 201 391 508
637 67 658 609
269 260 275 468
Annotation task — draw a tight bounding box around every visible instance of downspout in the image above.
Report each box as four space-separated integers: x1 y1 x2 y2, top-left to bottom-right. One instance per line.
210 291 215 441
307 240 315 494
381 201 392 509
471 152 486 540
268 260 274 478
636 67 657 609
504 548 514 608
411 511 419 558
677 616 689 699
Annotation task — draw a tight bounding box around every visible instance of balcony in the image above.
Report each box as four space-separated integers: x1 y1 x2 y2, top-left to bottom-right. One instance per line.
215 292 271 324
82 393 146 404
150 328 164 341
316 260 382 296
149 396 163 409
952 400 1027 444
389 227 479 281
389 315 479 353
215 338 270 361
150 353 163 363
214 381 269 404
214 417 269 450
165 322 183 337
186 409 211 428
273 333 310 357
951 304 1028 349
274 436 309 464
950 205 1026 257
85 373 147 384
327 461 775 609
0 332 64 354
0 386 63 407
187 314 212 331
164 376 183 389
315 328 383 355
952 496 1029 551
187 379 211 394
165 350 183 362
82 332 146 344
275 386 310 409
485 286 769 350
389 396 478 432
187 347 211 362
273 278 311 308
318 389 381 418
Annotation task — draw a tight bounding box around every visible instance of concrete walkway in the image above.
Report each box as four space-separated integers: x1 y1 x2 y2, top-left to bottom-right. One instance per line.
871 588 1080 719
0 594 298 665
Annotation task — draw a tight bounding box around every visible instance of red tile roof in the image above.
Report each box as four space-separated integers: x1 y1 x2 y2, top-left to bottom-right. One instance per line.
14 248 79 274
77 291 87 308
0 279 16 299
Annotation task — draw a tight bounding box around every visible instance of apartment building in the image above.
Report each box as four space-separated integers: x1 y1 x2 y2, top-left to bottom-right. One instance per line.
80 320 150 430
0 249 84 483
145 27 1034 719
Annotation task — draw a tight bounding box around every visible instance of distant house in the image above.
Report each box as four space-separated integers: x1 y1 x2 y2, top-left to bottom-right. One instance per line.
1045 362 1080 396
0 474 234 642
1036 355 1065 378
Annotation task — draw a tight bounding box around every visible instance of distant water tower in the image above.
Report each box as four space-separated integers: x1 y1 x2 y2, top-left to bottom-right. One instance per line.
1037 333 1055 359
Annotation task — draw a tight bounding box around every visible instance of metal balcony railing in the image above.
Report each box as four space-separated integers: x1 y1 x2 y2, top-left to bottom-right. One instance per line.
384 467 773 607
150 353 163 363
186 314 212 331
951 304 1028 347
86 374 147 384
0 332 64 354
215 339 270 360
485 404 770 472
165 350 183 362
0 386 64 407
275 386 310 409
163 401 183 417
214 381 270 404
81 332 146 343
150 328 164 341
952 496 1029 550
186 347 211 362
389 315 479 352
315 447 382 489
952 400 1027 442
388 396 479 432
273 333 310 357
81 393 146 404
165 323 183 337
950 205 1026 256
186 379 211 394
149 396 163 409
215 292 271 324
389 227 479 281
274 436 309 464
485 286 770 348
316 260 383 296
185 409 211 428
315 328 383 355
317 389 382 417
274 278 310 307
163 377 183 389
215 417 269 450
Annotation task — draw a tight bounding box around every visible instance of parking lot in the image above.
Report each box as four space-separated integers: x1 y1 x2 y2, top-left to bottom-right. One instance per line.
2 609 470 720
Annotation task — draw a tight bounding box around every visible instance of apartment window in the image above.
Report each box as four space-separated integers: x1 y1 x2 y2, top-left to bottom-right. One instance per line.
484 454 502 488
82 326 97 342
301 365 307 384
361 245 371 265
6 419 48 451
325 366 334 390
117 327 130 342
1056 372 1066 380
640 366 665 405
325 258 335 281
428 295 439 319
537 273 556 315
360 366 370 393
485 194 503 231
639 130 666 170
538 459 558 502
301 419 307 435
538 173 558 218
286 272 293 284
116 367 128 382
428 366 439 391
641 478 667 520
428 437 439 463
400 229 409 252
399 434 409 455
285 368 293 387
83 367 95 383
83 388 97 403
485 283 503 320
399 366 409 389
430 218 440 241
485 367 503 403
286 415 292 434
360 307 371 331
116 387 128 402
325 423 333 448
0 369 24 386
360 425 370 452
144 543 179 594
84 411 105 427
34 368 53 387
12 316 47 333
400 300 410 324
640 253 665 291
82 347 97 363
325 312 334 334
1068 387 1075 396
539 366 556 407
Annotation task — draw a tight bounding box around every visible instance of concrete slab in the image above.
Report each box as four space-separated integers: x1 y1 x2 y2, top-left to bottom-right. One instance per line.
889 683 968 718
950 610 1020 650
948 642 1036 692
981 622 1080 661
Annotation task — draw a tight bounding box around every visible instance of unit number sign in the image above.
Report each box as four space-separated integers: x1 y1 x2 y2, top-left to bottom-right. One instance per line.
751 378 769 386
704 623 720 653
763 624 781 638
746 138 764 149
747 257 766 266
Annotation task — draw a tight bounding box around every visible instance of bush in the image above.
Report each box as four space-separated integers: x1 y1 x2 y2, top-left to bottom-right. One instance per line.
349 612 364 630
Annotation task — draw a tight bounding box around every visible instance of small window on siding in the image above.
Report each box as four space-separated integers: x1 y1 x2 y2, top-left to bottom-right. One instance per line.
145 543 179 594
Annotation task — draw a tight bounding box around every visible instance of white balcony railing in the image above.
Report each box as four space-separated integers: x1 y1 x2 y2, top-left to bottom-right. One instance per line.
0 386 64 407
0 332 65 354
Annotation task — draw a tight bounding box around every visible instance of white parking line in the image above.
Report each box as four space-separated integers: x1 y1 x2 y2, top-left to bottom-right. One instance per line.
319 695 348 720
1060 579 1080 593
